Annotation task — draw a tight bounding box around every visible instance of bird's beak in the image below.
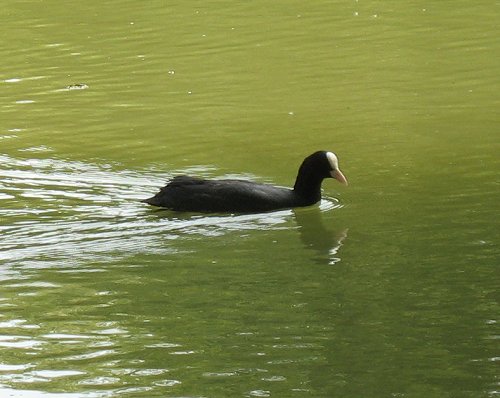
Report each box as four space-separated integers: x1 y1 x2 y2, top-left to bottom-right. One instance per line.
331 168 348 186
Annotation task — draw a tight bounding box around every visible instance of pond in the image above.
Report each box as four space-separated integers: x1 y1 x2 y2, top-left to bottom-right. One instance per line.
1 1 498 397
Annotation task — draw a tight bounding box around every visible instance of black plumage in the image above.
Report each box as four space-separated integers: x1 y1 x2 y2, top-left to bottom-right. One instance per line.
142 151 347 213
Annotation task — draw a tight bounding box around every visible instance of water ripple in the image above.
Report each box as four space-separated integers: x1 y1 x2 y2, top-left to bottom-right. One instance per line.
1 155 334 266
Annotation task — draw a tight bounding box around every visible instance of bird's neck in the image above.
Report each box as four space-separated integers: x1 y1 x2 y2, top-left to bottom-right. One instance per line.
293 172 323 205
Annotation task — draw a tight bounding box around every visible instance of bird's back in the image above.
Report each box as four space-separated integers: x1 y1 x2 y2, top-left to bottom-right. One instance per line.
143 176 300 213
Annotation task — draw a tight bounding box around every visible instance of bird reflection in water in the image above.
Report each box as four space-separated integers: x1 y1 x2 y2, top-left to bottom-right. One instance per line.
293 207 348 265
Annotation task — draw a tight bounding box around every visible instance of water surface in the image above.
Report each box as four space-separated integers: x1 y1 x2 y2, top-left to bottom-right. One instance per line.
1 0 498 397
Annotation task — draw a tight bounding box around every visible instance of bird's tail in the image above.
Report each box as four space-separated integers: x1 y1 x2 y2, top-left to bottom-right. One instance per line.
141 196 160 206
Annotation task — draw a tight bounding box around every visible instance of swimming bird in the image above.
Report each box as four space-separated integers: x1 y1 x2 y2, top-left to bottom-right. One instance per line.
142 151 347 213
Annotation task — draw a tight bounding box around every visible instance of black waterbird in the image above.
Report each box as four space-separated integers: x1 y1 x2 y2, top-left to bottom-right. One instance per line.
142 151 347 213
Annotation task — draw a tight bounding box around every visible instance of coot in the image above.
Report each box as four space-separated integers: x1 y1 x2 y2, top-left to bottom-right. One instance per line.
142 151 347 213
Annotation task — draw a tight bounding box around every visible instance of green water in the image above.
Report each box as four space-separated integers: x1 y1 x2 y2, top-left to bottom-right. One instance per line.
1 1 498 397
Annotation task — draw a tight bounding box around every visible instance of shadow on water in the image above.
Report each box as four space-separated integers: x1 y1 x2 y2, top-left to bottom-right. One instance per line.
146 201 349 265
293 207 348 266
